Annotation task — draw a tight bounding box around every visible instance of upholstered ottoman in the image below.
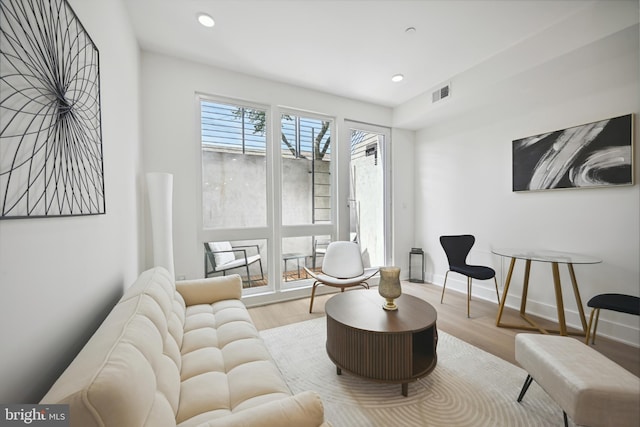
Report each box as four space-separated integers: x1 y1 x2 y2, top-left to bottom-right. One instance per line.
515 333 640 427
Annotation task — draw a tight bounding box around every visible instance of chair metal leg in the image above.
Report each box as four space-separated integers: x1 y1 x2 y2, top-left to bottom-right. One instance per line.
563 411 568 427
441 270 450 303
517 374 533 402
585 308 596 344
258 259 264 281
309 282 320 313
493 276 500 303
467 277 472 318
591 308 601 344
243 264 250 287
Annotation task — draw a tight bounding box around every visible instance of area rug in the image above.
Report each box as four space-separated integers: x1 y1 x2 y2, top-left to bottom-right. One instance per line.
260 317 563 427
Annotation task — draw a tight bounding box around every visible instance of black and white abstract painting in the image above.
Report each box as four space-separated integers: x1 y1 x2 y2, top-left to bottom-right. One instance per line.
512 114 634 192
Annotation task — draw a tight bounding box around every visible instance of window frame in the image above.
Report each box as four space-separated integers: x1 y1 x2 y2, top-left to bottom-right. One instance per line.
197 94 274 296
196 94 381 299
277 107 337 290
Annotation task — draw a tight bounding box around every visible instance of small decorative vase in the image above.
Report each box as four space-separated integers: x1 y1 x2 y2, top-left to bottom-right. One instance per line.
378 266 401 311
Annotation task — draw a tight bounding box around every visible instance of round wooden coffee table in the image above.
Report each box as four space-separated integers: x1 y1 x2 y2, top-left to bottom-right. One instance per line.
325 289 438 396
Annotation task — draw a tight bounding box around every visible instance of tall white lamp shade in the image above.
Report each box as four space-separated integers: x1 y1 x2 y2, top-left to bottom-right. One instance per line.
146 172 175 278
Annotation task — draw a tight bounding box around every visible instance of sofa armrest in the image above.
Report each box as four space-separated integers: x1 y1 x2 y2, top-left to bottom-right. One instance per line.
197 391 328 427
176 274 242 305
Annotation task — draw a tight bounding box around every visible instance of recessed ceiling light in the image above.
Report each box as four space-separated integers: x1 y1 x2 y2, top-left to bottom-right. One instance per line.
391 74 404 83
197 13 215 28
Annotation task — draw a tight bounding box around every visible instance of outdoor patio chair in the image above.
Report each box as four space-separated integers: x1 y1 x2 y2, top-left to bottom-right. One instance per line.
312 238 330 270
204 241 264 287
304 241 378 313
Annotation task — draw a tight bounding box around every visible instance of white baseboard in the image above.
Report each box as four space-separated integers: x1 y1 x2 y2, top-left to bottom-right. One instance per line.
431 274 640 348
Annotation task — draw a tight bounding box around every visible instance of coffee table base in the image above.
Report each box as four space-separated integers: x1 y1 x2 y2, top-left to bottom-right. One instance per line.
326 297 438 396
335 362 413 396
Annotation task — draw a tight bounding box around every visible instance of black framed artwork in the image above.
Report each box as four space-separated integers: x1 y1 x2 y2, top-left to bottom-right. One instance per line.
512 114 634 192
0 0 104 218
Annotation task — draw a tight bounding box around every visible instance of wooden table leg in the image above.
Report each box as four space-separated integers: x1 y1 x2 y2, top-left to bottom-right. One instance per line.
495 254 593 336
496 257 516 326
551 262 567 336
568 263 588 335
402 383 408 397
518 260 548 334
336 366 341 375
497 257 553 334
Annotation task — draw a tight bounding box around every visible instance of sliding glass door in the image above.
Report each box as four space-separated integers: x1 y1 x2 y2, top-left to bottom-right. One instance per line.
347 122 391 268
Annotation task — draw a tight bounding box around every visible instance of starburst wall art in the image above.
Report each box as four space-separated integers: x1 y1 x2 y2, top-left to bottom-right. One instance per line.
0 0 104 219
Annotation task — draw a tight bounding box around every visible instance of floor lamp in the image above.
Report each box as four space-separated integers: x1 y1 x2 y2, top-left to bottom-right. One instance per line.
146 172 175 278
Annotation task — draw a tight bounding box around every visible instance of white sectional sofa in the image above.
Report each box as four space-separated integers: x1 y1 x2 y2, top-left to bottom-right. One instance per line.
41 267 328 427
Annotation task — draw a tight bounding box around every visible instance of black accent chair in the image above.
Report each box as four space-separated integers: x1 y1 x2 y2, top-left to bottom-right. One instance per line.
440 234 500 317
585 293 640 344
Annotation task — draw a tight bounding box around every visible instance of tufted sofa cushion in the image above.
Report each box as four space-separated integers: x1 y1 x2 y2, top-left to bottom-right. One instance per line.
41 267 327 427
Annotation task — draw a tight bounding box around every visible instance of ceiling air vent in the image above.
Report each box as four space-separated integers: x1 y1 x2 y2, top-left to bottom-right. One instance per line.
432 83 451 103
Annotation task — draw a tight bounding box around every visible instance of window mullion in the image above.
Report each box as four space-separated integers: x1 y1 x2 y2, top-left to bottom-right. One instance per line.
270 107 283 291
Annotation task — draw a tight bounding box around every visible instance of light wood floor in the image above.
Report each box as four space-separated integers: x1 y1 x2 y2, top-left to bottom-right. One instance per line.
248 281 640 376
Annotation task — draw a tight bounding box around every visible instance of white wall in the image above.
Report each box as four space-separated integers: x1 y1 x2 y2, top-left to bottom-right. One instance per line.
0 0 142 402
140 53 410 289
413 24 639 345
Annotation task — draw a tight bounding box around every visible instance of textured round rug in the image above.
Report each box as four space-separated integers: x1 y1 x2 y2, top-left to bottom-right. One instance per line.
260 317 563 427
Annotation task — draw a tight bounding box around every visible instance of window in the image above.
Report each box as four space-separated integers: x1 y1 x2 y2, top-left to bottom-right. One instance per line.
281 113 332 225
197 97 389 301
201 100 267 229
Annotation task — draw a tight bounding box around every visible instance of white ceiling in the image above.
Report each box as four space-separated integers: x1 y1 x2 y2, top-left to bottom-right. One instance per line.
124 0 600 108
